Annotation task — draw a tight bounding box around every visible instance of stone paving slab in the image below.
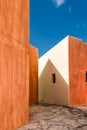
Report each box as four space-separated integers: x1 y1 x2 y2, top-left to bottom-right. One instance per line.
16 104 87 130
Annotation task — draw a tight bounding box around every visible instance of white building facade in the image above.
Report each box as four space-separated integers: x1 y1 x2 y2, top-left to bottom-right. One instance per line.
39 36 69 106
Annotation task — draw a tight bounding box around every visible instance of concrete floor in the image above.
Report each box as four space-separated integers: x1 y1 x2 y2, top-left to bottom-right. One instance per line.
16 104 87 130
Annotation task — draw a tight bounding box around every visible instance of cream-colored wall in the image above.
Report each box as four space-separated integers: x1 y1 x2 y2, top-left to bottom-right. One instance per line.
39 36 69 106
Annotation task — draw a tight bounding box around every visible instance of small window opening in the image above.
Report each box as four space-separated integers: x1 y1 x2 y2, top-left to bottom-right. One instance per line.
86 72 87 82
52 73 56 84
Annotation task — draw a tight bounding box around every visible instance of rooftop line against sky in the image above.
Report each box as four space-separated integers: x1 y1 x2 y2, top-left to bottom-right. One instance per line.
30 0 87 57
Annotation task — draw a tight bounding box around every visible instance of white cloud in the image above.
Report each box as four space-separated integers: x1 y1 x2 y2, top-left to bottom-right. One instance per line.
75 23 87 29
52 0 65 7
75 22 87 29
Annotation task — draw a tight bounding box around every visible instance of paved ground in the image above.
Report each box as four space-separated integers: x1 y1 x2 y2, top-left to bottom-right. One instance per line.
16 104 87 130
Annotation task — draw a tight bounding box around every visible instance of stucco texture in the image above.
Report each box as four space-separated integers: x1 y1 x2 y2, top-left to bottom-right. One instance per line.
39 36 87 107
29 45 38 105
0 0 29 129
39 37 69 106
0 0 29 45
0 36 29 130
69 36 87 106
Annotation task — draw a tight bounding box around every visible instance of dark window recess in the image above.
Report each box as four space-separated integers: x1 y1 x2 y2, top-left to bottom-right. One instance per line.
86 72 87 82
52 73 56 83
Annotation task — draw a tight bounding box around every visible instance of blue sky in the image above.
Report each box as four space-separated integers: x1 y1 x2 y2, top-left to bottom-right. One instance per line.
30 0 87 57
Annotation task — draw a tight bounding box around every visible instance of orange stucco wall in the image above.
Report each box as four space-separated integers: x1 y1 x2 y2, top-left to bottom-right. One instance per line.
0 0 29 130
0 0 29 45
29 45 38 105
69 36 87 106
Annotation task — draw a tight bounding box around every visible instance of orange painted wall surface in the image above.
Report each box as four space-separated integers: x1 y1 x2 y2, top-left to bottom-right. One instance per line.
0 0 29 45
0 0 29 129
69 36 87 106
29 45 38 105
0 36 29 130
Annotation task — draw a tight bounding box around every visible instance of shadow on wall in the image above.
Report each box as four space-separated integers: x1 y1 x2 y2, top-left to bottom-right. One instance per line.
39 60 69 106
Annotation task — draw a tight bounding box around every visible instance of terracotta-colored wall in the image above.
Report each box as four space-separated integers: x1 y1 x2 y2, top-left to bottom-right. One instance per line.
0 0 29 45
0 0 29 129
0 36 29 130
69 36 87 106
29 45 38 105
